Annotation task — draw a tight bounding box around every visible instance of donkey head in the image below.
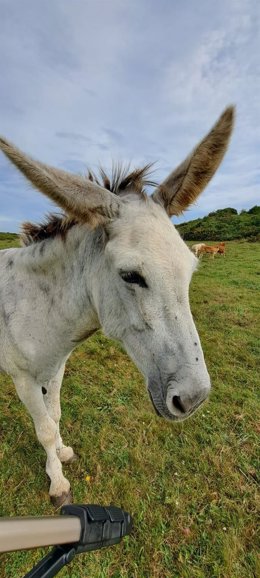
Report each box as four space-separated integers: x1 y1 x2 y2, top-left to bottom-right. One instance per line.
0 107 234 420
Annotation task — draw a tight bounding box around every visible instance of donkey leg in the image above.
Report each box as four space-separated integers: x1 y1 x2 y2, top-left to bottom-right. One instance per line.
43 363 77 464
14 374 72 506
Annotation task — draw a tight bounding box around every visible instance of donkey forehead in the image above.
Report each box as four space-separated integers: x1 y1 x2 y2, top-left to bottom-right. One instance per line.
107 199 196 274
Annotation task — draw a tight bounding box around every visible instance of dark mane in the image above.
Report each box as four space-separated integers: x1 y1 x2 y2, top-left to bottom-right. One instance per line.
20 164 156 246
88 163 155 195
20 215 77 246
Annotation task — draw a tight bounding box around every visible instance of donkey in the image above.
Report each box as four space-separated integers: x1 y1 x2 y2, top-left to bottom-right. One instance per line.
0 107 234 506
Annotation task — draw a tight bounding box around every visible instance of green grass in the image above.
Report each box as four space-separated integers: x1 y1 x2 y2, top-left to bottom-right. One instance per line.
0 238 259 578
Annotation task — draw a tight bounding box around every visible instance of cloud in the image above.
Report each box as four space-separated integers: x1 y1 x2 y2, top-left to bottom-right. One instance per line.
56 132 93 143
103 128 125 145
0 0 259 231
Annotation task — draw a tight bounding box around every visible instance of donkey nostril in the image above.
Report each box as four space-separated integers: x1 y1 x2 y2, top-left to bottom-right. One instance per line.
172 395 186 414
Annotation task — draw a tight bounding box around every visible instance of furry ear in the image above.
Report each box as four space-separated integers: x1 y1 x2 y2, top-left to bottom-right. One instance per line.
0 137 121 227
152 106 235 216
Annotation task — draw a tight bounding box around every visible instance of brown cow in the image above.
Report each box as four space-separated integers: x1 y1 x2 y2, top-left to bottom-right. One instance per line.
198 245 219 258
216 242 226 256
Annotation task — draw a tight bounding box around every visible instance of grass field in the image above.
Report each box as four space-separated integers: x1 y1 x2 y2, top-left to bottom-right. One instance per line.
0 238 259 578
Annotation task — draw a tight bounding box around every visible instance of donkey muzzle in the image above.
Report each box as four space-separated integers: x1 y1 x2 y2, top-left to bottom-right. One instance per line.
166 383 211 419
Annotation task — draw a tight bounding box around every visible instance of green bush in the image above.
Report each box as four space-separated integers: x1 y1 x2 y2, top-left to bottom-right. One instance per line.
176 206 260 241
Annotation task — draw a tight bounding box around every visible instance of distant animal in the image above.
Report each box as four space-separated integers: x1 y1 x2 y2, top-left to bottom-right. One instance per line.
199 245 220 258
191 243 206 257
216 242 226 256
0 107 234 506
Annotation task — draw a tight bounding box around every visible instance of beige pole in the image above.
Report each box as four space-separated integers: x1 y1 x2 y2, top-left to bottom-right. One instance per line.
0 515 81 553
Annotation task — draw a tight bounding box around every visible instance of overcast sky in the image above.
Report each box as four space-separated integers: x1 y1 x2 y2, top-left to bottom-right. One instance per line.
0 0 259 232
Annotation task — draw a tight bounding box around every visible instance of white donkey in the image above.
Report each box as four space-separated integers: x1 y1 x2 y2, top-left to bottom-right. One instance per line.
0 107 234 506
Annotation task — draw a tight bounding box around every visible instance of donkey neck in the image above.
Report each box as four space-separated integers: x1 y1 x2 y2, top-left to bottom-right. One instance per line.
19 224 103 341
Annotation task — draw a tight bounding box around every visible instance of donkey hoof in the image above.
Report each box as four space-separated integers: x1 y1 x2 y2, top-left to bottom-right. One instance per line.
50 490 73 508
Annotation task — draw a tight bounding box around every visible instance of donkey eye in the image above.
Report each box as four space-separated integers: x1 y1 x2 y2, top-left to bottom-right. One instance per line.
120 271 148 288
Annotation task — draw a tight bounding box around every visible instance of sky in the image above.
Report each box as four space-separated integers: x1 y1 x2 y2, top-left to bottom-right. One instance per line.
0 0 259 232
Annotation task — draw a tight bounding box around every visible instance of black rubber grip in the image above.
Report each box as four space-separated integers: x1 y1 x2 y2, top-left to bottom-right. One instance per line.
60 504 132 552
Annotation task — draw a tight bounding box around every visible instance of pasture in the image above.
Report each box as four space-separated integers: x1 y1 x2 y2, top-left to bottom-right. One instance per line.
0 238 259 578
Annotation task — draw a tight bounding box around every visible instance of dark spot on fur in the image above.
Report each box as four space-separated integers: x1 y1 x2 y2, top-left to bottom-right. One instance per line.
39 242 46 256
42 387 47 395
7 258 14 268
48 297 55 314
3 308 10 326
196 357 199 361
80 262 85 275
39 281 50 295
194 342 197 346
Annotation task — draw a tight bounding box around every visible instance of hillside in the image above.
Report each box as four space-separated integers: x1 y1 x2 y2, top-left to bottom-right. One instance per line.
176 206 260 241
0 232 19 250
0 232 18 242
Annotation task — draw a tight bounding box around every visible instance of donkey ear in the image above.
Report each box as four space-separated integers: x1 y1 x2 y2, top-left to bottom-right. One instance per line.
152 106 235 216
0 137 121 227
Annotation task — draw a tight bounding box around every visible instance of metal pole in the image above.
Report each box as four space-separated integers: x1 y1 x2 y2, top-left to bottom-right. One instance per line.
0 516 81 553
1 504 133 578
